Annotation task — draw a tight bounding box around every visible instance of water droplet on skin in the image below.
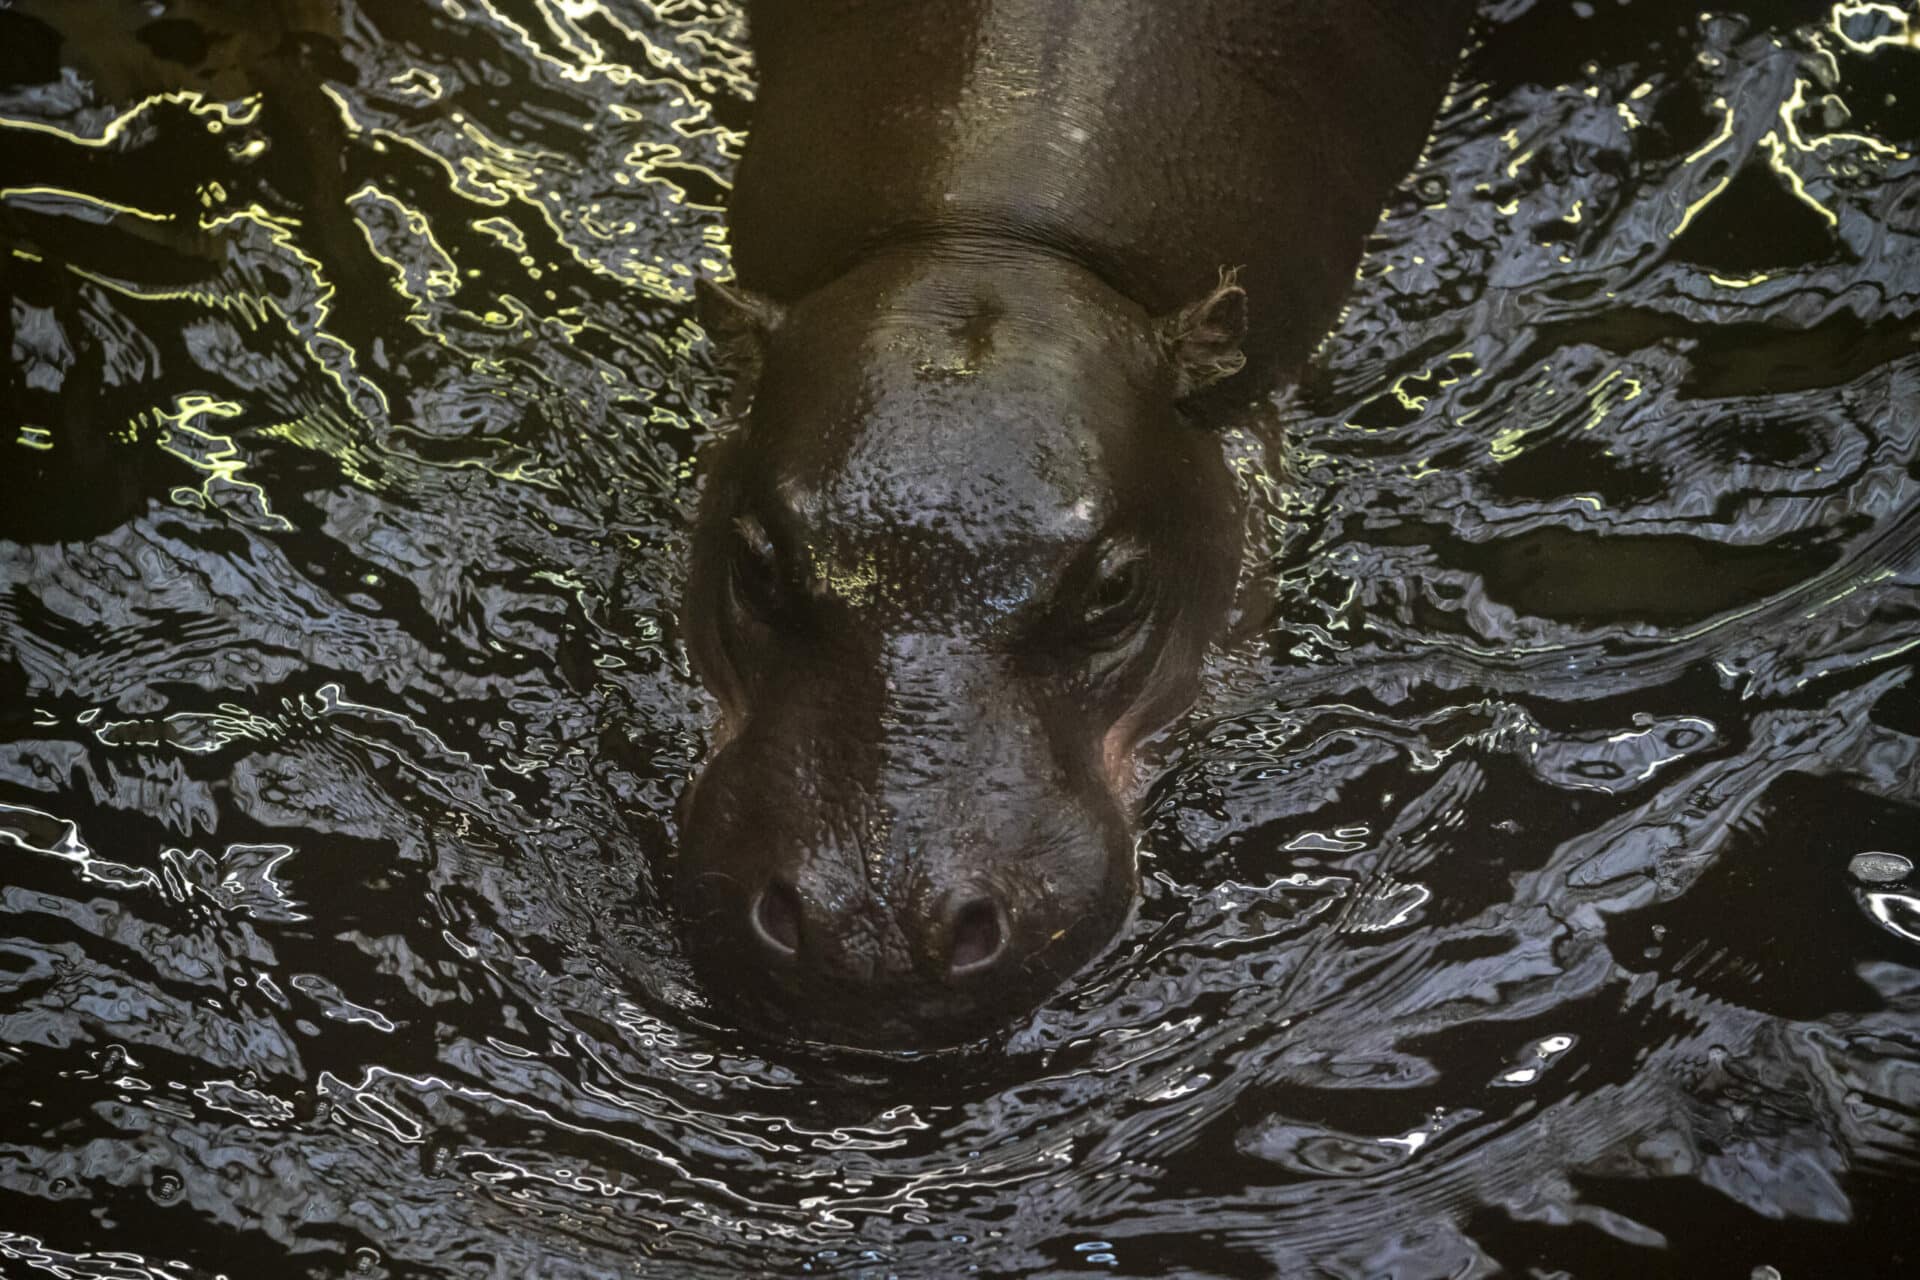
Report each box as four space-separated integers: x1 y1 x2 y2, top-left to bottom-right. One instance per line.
353 1247 380 1274
152 1171 182 1202
1850 851 1912 885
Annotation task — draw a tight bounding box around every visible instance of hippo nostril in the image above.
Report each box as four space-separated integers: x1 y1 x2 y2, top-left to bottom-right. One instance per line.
948 897 1007 975
751 882 802 957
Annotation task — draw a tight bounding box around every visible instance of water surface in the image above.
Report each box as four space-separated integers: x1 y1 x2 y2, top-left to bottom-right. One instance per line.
2 1 1918 1275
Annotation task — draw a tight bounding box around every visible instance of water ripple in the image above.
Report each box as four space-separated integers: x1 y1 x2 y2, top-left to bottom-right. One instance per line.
1 0 1917 1275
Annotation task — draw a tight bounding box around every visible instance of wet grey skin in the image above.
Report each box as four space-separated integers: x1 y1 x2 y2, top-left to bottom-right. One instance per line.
678 0 1476 1049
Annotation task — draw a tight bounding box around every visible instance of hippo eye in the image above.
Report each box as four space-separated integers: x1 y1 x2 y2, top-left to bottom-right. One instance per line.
1078 550 1149 644
729 516 786 620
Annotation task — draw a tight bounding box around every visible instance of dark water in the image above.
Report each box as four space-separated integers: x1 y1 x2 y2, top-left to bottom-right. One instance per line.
2 0 1918 1275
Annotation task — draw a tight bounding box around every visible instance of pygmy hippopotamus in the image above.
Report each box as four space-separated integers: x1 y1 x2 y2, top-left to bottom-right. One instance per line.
678 0 1477 1048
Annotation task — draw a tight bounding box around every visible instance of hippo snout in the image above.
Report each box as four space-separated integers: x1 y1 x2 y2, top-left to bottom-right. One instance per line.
681 866 1130 1047
677 721 1139 1048
747 879 1009 978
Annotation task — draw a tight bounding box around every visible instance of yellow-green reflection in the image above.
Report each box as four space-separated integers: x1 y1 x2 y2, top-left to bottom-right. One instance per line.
147 393 292 530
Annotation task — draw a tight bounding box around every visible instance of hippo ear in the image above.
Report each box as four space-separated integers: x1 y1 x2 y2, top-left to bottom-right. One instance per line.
695 277 785 389
1156 269 1248 399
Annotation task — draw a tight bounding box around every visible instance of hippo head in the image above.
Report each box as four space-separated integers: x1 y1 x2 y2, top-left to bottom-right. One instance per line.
676 246 1246 1049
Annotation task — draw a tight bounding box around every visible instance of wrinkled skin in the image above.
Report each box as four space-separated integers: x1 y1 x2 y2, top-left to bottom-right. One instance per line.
678 0 1475 1049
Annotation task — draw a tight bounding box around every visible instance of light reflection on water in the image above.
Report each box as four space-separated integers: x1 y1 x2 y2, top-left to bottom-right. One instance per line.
2 0 1918 1276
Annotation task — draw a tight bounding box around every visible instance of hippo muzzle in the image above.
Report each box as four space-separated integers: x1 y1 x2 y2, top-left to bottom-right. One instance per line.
679 632 1138 1045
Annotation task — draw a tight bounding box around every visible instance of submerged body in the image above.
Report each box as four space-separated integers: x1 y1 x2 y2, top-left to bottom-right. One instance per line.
680 0 1475 1048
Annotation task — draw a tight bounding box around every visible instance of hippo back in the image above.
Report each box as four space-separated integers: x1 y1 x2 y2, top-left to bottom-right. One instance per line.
729 0 1475 385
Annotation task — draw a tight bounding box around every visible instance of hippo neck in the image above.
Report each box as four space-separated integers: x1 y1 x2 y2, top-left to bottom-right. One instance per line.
820 238 1148 341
